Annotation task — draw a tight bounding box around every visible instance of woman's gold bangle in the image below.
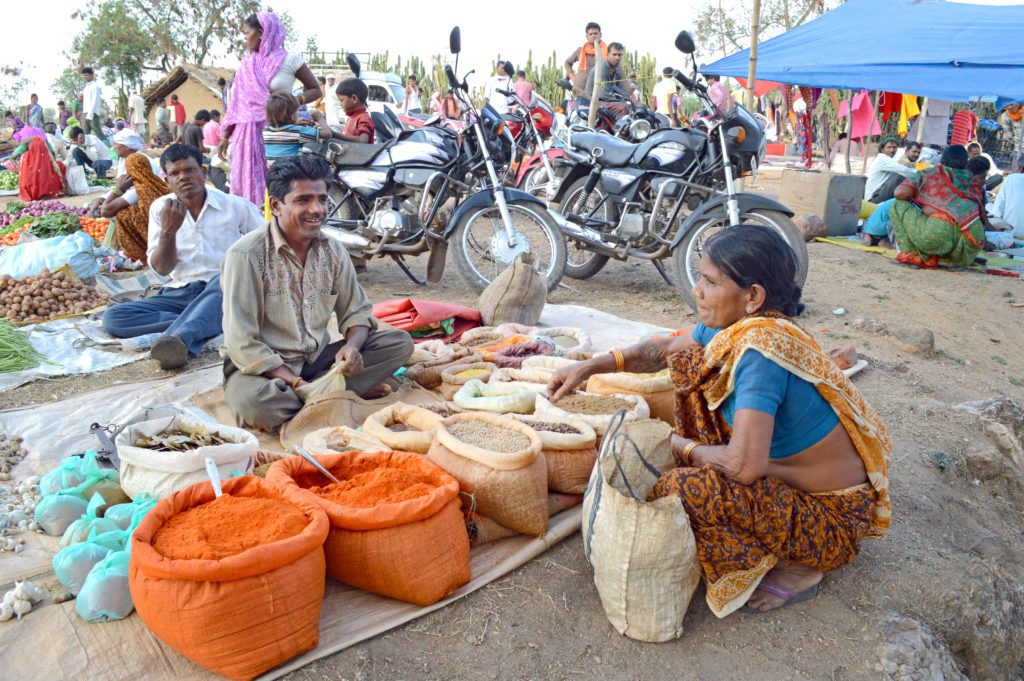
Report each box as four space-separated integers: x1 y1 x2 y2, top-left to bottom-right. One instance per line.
297 94 305 105
682 440 700 466
610 347 625 373
290 376 303 390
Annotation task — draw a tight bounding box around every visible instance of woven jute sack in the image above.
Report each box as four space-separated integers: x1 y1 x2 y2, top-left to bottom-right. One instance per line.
361 402 443 454
440 361 495 400
477 253 547 326
427 413 548 536
581 414 701 643
586 369 675 424
511 415 598 494
405 349 480 389
464 491 583 546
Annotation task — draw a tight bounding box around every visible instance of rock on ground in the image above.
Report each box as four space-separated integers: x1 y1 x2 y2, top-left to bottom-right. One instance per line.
794 214 827 242
875 614 967 681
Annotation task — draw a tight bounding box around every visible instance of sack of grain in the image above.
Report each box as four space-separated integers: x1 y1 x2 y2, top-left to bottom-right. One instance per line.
534 327 592 355
464 491 584 546
117 414 256 500
303 426 390 457
534 391 650 438
582 414 700 643
267 451 470 606
511 415 598 494
440 361 496 400
130 476 329 680
361 402 443 454
457 327 501 349
586 369 675 424
428 413 548 536
453 379 537 414
477 253 547 326
405 348 480 389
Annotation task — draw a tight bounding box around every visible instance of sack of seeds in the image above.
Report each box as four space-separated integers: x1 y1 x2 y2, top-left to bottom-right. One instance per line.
440 362 496 400
427 413 548 536
405 348 480 389
534 391 650 438
361 403 444 454
533 327 592 356
452 379 536 415
456 327 501 350
511 415 598 494
586 369 675 424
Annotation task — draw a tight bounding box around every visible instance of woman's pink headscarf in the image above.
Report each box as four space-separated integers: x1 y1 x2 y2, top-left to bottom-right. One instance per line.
224 11 288 205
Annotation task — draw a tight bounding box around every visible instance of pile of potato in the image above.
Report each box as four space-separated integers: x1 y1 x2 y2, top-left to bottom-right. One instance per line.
0 269 109 324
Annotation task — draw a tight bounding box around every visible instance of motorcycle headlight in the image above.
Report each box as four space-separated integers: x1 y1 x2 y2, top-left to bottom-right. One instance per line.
629 119 652 141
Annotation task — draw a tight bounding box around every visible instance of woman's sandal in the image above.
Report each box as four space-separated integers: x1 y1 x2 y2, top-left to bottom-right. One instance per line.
739 582 819 614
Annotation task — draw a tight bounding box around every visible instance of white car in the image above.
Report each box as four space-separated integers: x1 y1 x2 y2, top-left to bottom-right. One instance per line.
360 72 406 117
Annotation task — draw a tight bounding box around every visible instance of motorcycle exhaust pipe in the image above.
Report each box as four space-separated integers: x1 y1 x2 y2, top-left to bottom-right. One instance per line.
323 228 371 251
547 209 619 258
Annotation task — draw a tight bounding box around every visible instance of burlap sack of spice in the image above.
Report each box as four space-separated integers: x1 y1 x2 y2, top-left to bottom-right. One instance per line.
427 413 548 536
477 253 546 326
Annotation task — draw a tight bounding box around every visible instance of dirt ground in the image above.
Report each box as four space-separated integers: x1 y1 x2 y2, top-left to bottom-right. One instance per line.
2 181 1023 679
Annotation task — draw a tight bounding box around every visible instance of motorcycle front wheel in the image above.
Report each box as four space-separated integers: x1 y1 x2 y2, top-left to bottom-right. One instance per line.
451 199 567 293
557 177 613 280
671 209 809 312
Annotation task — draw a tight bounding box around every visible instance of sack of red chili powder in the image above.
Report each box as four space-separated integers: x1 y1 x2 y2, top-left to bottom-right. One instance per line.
129 476 329 681
267 450 470 606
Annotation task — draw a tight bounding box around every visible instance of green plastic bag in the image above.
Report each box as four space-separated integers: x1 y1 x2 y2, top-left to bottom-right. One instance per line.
53 527 122 596
39 456 87 496
76 549 133 622
61 451 130 512
61 493 120 548
34 491 89 536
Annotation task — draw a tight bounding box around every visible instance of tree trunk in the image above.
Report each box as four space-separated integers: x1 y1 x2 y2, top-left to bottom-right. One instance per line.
746 0 762 110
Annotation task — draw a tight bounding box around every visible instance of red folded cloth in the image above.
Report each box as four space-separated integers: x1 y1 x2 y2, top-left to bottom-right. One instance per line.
372 298 482 342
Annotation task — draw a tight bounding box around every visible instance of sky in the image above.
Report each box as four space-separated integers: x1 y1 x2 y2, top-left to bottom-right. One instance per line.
2 0 1022 110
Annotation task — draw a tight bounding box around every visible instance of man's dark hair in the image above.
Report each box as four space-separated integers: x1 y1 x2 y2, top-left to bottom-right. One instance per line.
662 67 673 76
171 94 179 101
317 75 326 84
160 143 204 173
267 155 333 201
585 22 601 32
408 75 417 82
43 122 56 134
80 67 94 76
217 77 227 87
211 109 221 118
967 156 990 177
905 141 922 152
502 61 514 77
608 42 625 52
705 226 804 317
58 100 66 107
940 144 969 170
157 97 166 104
194 109 211 123
336 77 369 103
517 70 526 79
30 93 37 99
69 126 84 138
966 141 982 153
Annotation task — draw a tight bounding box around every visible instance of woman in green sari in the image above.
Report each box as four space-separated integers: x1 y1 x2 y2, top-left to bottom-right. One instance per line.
889 145 986 269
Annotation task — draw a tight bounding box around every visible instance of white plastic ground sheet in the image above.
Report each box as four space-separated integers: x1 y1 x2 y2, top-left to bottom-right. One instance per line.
0 305 669 681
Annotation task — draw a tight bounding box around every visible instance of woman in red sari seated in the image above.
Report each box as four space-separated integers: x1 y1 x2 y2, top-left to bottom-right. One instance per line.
548 227 892 617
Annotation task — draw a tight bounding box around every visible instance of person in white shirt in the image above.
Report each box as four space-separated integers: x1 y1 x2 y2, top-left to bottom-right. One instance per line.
865 136 917 203
325 74 344 126
129 92 147 140
42 122 69 159
67 125 112 177
988 160 1024 239
80 67 103 136
485 61 513 115
100 144 264 370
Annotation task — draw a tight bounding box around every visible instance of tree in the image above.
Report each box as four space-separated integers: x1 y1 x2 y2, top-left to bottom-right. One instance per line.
51 67 82 109
695 0 843 58
74 0 155 118
0 64 30 113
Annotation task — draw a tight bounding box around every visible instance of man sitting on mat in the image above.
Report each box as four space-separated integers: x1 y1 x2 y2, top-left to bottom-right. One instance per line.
220 155 414 431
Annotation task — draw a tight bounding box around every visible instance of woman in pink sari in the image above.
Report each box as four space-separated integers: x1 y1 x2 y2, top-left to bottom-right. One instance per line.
219 12 322 206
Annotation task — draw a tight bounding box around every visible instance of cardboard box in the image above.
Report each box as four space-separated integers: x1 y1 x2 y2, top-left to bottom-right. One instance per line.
779 169 866 236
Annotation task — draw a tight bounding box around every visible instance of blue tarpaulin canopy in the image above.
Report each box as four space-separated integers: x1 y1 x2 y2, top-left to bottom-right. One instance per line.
703 0 1024 102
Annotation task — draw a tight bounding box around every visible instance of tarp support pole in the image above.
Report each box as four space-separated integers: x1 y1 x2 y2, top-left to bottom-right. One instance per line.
746 0 762 109
863 90 880 175
916 97 929 144
844 91 854 174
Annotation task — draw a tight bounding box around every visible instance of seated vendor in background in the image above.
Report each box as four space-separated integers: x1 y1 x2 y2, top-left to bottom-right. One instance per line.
865 136 917 203
548 227 892 618
220 155 413 431
101 144 264 369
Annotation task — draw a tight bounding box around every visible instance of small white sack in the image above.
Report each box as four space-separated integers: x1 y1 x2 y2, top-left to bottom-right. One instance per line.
65 165 91 196
116 414 256 500
582 414 701 642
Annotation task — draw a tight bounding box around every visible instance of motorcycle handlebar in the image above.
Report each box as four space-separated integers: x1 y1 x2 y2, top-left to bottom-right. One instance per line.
673 69 697 91
445 64 458 89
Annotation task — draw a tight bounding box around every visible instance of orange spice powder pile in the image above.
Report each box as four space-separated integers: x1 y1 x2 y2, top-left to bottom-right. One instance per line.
152 495 307 560
309 467 436 508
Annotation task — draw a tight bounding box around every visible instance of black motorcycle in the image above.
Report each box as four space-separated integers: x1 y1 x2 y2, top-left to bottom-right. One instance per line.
549 31 807 310
309 38 566 292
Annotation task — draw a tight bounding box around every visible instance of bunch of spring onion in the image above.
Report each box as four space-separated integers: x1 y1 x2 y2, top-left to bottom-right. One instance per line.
0 319 47 373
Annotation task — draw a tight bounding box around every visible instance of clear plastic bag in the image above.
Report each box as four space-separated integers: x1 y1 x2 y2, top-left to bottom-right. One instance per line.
75 549 133 622
34 491 89 536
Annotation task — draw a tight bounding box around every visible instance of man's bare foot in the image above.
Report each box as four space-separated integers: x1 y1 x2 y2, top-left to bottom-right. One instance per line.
360 383 392 400
745 561 823 612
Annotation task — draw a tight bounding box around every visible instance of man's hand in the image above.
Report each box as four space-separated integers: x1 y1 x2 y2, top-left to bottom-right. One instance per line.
114 174 134 193
334 344 364 376
309 109 324 122
160 197 188 235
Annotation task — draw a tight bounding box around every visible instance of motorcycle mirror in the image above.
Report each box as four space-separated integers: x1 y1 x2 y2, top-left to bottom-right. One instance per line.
345 53 361 78
556 78 573 91
675 31 696 55
449 26 461 55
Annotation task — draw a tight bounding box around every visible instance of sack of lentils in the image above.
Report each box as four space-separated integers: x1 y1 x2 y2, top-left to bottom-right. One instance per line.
511 415 598 494
439 361 496 400
361 402 443 454
534 391 650 441
129 476 329 681
427 413 548 536
586 369 675 424
267 450 470 606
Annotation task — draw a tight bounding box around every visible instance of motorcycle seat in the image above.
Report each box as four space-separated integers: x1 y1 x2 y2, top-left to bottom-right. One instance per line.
571 132 638 167
329 140 389 166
